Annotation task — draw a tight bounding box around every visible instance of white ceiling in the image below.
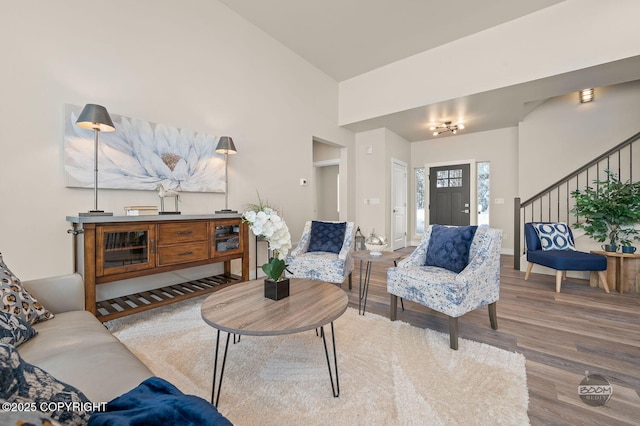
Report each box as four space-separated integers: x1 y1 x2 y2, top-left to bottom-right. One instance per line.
219 0 640 141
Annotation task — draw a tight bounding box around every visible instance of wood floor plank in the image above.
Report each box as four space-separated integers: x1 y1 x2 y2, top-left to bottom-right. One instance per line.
349 249 640 425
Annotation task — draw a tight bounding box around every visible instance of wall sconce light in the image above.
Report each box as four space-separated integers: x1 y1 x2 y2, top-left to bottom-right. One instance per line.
580 88 594 103
75 104 116 216
215 136 238 213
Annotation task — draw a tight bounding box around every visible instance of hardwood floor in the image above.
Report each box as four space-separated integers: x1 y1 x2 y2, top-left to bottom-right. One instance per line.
346 248 640 425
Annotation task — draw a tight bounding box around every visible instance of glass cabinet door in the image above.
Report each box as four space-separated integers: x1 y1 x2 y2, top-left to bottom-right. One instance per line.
210 219 243 258
96 224 156 276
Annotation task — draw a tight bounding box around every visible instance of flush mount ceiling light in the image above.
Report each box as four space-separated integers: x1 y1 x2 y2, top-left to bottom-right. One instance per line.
580 88 594 103
430 121 465 136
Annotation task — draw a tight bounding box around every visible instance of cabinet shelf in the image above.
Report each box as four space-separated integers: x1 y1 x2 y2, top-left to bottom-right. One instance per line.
96 273 242 322
214 233 239 241
104 245 148 252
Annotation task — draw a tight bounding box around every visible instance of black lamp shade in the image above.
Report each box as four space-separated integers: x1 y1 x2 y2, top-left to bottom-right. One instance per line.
76 104 116 132
215 136 237 154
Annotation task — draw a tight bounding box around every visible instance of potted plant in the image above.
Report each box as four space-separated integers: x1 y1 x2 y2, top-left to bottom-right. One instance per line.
242 194 292 300
571 170 640 252
619 227 639 254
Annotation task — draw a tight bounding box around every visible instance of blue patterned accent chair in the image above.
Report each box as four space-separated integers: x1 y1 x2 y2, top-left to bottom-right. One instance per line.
524 222 609 293
286 221 355 288
387 225 503 350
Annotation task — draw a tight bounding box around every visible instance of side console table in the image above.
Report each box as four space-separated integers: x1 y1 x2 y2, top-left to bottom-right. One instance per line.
590 250 640 294
67 214 249 321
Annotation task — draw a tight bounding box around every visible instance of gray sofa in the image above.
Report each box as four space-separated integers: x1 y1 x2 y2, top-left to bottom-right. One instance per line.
17 273 153 403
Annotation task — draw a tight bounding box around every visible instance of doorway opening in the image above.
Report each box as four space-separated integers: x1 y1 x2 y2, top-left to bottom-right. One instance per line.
313 139 342 221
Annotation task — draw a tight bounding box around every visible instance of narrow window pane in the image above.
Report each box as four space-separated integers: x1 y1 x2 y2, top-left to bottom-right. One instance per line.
450 178 462 187
478 162 490 226
437 170 449 179
437 179 448 188
415 168 425 234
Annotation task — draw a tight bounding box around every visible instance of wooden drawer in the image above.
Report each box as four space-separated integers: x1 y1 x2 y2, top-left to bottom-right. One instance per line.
158 222 208 244
158 242 209 266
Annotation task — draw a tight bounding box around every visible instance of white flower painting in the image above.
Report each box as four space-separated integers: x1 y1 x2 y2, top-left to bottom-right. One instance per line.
63 104 226 193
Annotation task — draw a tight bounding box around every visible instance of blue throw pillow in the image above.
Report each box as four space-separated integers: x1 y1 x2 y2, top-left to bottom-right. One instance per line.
308 221 346 254
532 222 576 251
0 312 38 347
425 225 478 273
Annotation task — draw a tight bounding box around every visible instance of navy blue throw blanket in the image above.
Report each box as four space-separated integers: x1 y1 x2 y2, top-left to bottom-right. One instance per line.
88 377 232 426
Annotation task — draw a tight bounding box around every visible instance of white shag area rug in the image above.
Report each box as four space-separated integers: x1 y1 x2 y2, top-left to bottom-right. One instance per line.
106 297 529 425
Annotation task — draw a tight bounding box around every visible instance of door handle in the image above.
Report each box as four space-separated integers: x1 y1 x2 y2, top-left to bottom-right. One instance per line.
461 209 470 214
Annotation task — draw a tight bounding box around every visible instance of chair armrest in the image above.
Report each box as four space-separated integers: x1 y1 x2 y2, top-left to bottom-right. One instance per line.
456 229 502 301
289 221 312 257
21 273 85 314
289 237 308 257
397 227 433 267
338 224 355 261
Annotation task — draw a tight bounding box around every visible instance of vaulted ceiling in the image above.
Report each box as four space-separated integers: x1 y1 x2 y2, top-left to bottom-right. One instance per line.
220 0 640 141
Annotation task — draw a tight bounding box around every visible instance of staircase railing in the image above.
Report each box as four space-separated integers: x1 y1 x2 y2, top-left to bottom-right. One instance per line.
513 130 640 270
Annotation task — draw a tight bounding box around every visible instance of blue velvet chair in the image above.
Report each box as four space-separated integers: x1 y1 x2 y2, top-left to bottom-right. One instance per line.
524 222 609 293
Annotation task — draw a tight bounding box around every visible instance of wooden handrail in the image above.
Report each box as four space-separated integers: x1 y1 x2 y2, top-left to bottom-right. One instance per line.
521 131 640 208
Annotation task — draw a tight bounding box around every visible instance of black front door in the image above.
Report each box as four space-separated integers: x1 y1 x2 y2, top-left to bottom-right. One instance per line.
429 164 471 226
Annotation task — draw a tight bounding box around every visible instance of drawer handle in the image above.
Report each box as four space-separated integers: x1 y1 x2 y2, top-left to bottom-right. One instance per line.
176 231 193 235
178 251 194 256
150 239 156 254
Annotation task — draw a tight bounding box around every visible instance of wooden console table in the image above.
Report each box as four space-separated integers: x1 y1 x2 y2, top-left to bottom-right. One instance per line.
68 214 249 321
590 250 640 294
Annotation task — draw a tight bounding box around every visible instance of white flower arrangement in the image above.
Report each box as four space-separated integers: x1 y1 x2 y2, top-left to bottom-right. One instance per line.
242 197 292 281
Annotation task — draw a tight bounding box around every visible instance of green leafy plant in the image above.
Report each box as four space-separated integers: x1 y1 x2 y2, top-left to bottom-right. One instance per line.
571 170 640 246
261 258 287 282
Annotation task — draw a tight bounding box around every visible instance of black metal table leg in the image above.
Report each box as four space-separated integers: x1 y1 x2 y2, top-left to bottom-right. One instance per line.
211 330 231 407
320 322 340 397
358 259 364 314
361 261 373 315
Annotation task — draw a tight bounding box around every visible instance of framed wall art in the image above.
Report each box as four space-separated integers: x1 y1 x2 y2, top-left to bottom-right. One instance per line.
63 104 226 193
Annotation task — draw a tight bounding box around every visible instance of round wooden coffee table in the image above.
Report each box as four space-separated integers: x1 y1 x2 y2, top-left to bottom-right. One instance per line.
201 278 348 406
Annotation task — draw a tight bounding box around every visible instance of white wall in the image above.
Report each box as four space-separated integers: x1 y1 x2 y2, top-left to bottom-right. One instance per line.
384 129 411 244
519 80 640 200
355 129 386 237
411 127 519 253
0 0 353 280
339 0 640 126
354 128 410 242
313 141 341 163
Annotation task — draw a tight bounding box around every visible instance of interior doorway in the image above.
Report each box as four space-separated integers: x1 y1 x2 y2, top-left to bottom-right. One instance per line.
316 164 339 220
313 139 341 221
